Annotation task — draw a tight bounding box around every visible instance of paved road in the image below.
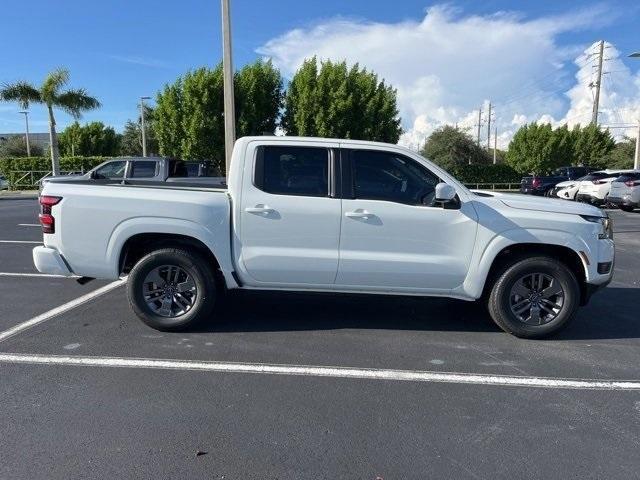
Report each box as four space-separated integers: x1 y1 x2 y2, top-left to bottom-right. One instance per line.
0 199 639 479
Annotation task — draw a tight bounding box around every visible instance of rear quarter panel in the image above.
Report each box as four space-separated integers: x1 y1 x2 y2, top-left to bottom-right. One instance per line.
42 183 232 280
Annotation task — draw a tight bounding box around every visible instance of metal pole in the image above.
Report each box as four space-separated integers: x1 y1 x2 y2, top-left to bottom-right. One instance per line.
140 96 150 157
486 102 491 152
476 107 482 146
634 120 640 170
221 0 236 176
19 111 31 157
493 126 497 165
591 40 604 125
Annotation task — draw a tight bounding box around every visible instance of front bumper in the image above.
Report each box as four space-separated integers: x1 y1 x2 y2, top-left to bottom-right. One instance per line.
576 193 603 205
32 246 74 276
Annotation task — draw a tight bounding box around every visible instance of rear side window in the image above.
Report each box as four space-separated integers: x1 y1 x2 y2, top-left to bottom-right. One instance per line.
615 173 640 182
582 172 609 181
351 150 440 205
129 161 158 178
94 161 126 179
255 146 329 197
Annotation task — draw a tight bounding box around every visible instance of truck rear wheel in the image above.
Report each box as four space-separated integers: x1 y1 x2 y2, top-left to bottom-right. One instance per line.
127 248 217 331
487 256 580 339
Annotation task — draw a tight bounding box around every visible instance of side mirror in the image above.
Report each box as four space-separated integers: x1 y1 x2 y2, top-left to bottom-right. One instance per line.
435 182 456 202
89 170 97 179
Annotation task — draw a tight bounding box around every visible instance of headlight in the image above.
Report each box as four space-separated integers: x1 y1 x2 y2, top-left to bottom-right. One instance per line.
580 214 613 239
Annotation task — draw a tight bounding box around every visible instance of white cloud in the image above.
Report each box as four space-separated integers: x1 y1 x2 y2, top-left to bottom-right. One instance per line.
258 4 638 150
539 42 640 139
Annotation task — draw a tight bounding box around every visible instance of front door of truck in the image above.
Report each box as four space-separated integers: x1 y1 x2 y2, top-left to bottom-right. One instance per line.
335 147 478 292
237 141 341 286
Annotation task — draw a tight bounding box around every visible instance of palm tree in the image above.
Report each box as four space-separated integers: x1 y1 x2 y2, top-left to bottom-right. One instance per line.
0 68 100 175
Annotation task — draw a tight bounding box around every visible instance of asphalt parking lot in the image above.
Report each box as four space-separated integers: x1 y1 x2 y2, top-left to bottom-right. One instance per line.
1 197 639 479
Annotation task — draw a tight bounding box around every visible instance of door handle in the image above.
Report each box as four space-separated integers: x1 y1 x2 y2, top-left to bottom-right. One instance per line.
245 205 274 214
345 210 371 220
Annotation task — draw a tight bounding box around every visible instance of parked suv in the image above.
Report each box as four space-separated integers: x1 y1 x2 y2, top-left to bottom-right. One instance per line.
607 171 640 212
521 166 593 196
576 169 634 206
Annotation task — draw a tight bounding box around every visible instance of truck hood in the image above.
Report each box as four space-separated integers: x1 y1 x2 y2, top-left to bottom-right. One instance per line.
475 191 603 216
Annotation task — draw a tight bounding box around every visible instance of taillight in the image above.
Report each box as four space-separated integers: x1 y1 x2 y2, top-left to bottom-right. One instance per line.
625 180 638 187
532 178 541 188
39 196 62 234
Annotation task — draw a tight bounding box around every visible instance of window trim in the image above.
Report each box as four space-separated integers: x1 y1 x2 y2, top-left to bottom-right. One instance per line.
253 145 335 198
342 148 445 207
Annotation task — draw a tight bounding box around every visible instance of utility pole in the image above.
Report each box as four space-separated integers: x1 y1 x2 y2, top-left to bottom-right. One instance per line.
486 102 492 151
591 40 604 125
476 106 482 146
221 0 236 177
635 120 640 170
19 111 30 157
140 96 151 157
493 126 498 164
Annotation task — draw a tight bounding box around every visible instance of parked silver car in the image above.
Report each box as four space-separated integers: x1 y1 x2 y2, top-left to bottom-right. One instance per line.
608 171 640 212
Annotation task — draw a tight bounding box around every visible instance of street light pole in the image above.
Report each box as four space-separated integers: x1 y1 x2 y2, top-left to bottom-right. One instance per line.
221 0 236 176
19 111 30 157
140 96 151 157
629 52 640 169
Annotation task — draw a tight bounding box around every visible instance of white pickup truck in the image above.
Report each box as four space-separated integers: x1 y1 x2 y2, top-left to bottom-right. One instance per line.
33 136 615 338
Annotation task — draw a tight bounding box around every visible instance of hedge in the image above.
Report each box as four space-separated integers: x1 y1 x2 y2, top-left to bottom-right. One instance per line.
447 164 521 184
0 156 110 176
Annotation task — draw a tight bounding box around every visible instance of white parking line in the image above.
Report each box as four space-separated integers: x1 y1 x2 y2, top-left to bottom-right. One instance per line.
0 353 639 391
0 272 79 278
0 279 126 343
18 224 40 227
0 240 42 244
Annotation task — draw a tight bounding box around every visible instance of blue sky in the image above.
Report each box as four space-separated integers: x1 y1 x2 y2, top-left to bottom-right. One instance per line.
1 0 639 146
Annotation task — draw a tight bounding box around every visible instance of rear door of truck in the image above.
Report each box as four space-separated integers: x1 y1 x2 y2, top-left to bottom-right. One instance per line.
236 139 341 286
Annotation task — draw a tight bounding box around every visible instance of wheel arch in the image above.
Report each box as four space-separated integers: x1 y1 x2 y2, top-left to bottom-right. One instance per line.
480 243 588 305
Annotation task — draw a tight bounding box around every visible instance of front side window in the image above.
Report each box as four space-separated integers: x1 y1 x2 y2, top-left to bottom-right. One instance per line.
351 150 440 205
94 161 126 179
255 146 329 197
129 161 158 178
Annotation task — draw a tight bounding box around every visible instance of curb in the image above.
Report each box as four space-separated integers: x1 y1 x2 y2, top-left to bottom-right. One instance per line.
0 192 39 201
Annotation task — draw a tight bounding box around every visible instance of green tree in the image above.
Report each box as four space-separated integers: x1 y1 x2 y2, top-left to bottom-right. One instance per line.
507 123 569 174
0 135 44 157
154 60 283 171
572 123 616 168
119 105 158 156
282 57 402 142
420 125 490 169
59 121 120 156
604 136 635 169
0 68 100 174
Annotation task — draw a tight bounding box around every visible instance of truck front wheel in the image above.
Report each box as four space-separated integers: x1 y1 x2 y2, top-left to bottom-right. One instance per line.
487 256 580 339
127 248 217 331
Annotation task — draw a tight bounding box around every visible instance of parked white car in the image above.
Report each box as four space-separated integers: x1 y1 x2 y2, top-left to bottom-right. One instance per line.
576 169 636 206
608 171 640 212
552 178 583 200
33 136 614 339
553 171 617 201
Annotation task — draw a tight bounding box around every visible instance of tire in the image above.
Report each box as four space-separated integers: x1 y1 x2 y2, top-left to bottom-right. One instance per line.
487 256 580 339
127 247 218 331
620 205 634 212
